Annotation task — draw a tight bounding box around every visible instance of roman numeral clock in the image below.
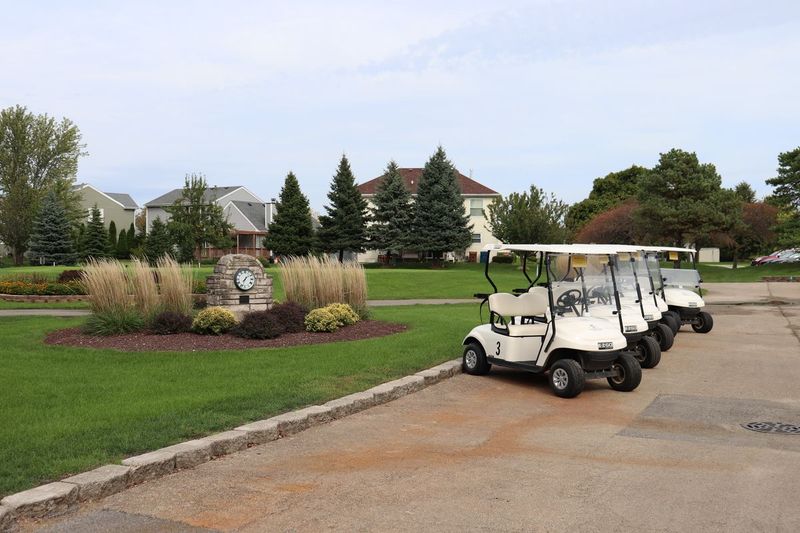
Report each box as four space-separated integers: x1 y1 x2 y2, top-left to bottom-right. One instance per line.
205 254 273 319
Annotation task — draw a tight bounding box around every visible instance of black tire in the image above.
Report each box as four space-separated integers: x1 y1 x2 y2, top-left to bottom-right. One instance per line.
462 342 491 375
665 310 682 331
548 359 585 398
661 313 679 335
633 335 661 369
653 322 674 351
691 311 714 333
607 352 642 392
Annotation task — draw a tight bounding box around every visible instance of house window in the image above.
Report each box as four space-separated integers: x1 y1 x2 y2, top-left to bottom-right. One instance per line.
469 199 483 216
471 233 481 243
87 208 104 222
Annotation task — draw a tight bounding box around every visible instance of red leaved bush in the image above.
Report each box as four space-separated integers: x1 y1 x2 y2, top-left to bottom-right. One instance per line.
574 200 640 244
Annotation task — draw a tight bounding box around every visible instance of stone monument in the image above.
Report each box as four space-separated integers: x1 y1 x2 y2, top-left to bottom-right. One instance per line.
205 254 272 318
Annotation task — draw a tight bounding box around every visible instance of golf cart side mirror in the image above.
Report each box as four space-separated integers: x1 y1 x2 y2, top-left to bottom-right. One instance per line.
479 251 490 264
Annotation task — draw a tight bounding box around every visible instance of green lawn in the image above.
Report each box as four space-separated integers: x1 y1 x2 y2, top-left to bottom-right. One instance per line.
696 262 800 282
0 300 89 310
0 304 483 497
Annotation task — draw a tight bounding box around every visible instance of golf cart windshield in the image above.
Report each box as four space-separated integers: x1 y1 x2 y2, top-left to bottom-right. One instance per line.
611 253 641 306
643 253 663 292
548 253 619 316
661 268 701 291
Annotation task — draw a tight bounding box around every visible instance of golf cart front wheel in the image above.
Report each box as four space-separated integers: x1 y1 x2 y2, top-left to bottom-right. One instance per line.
665 311 682 331
607 353 642 392
661 313 679 335
653 323 674 351
691 311 714 333
549 359 585 398
634 336 661 369
463 342 491 375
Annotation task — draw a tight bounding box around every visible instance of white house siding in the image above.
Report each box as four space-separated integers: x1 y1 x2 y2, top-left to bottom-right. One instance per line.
145 207 170 232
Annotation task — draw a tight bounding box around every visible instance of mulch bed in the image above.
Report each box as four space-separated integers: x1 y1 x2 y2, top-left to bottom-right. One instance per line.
45 320 407 352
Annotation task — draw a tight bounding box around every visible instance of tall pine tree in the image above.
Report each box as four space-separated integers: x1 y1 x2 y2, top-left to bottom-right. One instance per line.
127 223 137 249
83 205 109 259
264 172 315 257
115 229 129 259
28 189 77 265
107 220 117 252
317 155 368 261
144 217 173 263
412 146 472 260
368 160 413 263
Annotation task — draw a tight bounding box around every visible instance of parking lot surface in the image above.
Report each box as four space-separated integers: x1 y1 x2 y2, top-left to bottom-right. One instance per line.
29 298 800 532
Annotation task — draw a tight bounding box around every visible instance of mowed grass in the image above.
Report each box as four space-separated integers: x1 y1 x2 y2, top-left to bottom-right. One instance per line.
696 262 800 282
0 304 483 497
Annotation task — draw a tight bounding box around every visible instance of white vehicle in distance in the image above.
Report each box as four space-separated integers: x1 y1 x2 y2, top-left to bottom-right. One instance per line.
464 244 642 398
640 246 713 333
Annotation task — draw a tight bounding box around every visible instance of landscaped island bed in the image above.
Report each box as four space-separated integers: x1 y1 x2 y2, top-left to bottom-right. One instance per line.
0 304 479 497
46 320 406 351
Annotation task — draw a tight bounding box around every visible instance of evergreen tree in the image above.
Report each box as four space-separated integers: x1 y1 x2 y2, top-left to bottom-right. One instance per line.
264 172 315 257
144 217 173 263
766 146 800 209
411 146 472 260
83 205 109 259
115 229 129 259
368 160 414 262
28 189 77 265
127 223 137 249
107 220 117 253
317 155 368 261
73 223 86 258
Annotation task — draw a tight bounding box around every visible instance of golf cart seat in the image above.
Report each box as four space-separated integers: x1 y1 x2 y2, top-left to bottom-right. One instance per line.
488 291 549 337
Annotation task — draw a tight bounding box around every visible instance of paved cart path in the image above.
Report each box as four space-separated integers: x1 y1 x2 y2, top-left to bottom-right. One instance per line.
26 293 800 532
2 282 799 317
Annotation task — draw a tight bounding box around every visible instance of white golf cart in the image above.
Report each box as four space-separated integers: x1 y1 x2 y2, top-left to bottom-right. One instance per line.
640 246 713 333
578 245 675 354
630 248 680 335
464 244 642 398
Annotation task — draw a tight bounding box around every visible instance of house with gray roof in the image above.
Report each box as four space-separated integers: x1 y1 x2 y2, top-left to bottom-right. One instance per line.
76 183 139 232
144 185 275 258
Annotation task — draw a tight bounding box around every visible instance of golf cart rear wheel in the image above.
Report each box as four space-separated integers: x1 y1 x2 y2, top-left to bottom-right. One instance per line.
607 353 642 392
661 313 679 335
691 311 714 333
634 336 661 369
462 342 490 375
653 323 674 351
548 359 585 398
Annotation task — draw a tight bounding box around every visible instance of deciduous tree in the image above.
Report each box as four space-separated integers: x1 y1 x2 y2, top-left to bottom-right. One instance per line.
565 166 648 234
487 185 569 244
0 105 86 264
166 173 233 260
573 200 640 244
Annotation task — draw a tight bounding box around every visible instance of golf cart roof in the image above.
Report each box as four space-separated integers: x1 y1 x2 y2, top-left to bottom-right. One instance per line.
483 243 634 255
639 245 696 254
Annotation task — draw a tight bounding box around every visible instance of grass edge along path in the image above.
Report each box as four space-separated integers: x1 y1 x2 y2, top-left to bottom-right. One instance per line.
0 303 482 497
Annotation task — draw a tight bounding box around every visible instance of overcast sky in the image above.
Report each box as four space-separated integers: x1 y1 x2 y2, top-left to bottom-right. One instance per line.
2 1 799 209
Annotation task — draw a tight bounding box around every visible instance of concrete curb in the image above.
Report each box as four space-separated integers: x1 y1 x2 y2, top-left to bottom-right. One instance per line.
0 358 462 532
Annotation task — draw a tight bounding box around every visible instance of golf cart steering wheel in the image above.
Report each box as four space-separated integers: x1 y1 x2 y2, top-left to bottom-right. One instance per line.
556 289 582 315
587 286 610 305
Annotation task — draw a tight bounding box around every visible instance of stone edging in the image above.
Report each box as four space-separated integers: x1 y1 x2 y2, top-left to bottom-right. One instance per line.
0 294 87 303
0 358 463 532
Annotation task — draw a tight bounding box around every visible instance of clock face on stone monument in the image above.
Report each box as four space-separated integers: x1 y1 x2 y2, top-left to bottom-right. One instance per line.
234 268 256 291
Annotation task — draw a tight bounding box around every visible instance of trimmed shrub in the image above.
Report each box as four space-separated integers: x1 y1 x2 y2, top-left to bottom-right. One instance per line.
192 306 237 335
304 307 339 332
232 311 283 339
84 308 145 336
150 311 193 335
492 254 514 264
269 301 307 333
57 269 84 283
0 280 84 295
324 303 359 326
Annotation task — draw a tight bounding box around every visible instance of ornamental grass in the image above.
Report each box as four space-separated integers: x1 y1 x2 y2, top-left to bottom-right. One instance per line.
280 255 367 316
81 258 143 335
156 255 193 316
130 258 159 319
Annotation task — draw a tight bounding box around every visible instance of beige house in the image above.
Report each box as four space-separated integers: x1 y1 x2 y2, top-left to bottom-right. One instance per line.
143 186 275 258
76 184 138 231
357 168 502 262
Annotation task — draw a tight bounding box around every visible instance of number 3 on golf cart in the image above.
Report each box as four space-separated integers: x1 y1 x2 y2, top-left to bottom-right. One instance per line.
463 244 642 399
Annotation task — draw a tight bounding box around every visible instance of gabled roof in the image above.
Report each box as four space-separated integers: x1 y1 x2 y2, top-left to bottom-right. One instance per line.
357 168 499 196
75 183 139 209
105 192 138 209
144 186 244 207
230 200 267 232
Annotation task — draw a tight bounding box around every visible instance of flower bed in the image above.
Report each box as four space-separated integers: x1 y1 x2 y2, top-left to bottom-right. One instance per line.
0 280 85 295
